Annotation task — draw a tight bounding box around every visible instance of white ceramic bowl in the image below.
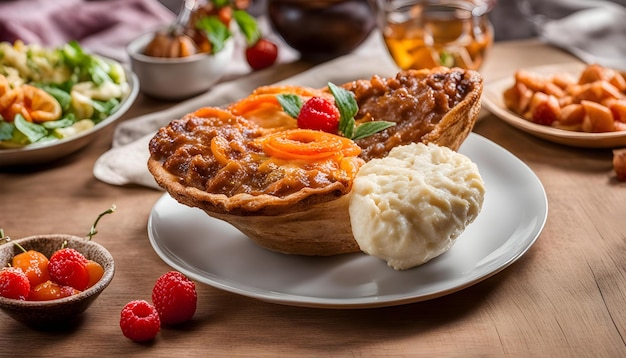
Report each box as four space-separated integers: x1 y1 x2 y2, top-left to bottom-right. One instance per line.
0 68 138 168
127 32 234 100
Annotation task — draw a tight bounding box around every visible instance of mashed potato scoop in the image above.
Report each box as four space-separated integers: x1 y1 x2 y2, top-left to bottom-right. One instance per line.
349 142 486 270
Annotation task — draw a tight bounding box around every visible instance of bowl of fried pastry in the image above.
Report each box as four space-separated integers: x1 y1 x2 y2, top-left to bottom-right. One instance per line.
148 67 486 270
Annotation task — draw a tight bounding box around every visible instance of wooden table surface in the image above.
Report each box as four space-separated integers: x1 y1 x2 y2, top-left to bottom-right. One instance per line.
1 38 625 357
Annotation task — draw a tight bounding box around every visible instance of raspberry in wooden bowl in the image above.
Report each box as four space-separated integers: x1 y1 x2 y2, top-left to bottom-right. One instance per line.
0 234 115 329
148 67 484 258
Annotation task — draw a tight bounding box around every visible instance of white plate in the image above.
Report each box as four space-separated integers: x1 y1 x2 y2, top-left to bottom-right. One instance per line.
482 62 626 148
0 69 139 167
147 133 548 309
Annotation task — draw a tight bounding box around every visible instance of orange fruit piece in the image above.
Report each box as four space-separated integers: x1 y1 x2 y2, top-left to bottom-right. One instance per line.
29 280 80 301
85 260 104 289
11 249 50 287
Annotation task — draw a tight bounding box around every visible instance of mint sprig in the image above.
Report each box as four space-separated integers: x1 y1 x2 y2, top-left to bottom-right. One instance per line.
196 6 261 54
353 121 397 140
276 94 303 118
196 16 231 54
232 9 260 46
439 51 455 67
328 83 358 139
277 82 395 140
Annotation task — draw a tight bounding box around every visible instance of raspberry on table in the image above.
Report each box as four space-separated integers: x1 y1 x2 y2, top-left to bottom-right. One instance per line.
297 96 341 134
48 248 90 291
0 267 31 300
152 271 197 325
120 300 161 342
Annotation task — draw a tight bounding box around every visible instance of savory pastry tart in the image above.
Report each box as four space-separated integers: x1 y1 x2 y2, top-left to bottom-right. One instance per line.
148 67 483 257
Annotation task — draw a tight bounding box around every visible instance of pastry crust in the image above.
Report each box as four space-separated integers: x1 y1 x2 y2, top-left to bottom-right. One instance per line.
148 67 483 256
149 160 359 255
346 67 484 159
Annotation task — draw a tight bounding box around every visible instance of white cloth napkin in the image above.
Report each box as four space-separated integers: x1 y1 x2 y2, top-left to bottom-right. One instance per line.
524 0 626 71
0 0 175 63
93 35 398 189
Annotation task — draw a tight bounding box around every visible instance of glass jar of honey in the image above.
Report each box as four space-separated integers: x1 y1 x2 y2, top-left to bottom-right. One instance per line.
374 0 495 70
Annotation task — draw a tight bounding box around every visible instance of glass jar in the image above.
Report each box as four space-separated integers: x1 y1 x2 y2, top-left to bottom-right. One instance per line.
373 0 496 70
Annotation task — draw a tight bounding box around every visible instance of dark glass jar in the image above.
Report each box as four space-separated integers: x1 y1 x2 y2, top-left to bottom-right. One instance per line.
267 0 376 62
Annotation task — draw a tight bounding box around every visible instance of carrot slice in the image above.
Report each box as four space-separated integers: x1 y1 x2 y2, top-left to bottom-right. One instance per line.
22 85 62 122
228 94 282 116
0 83 62 122
260 129 360 160
186 106 234 121
210 135 231 166
229 86 331 117
251 85 323 97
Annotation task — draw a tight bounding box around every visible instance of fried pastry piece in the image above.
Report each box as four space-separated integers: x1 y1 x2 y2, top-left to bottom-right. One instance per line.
148 67 483 256
503 64 626 132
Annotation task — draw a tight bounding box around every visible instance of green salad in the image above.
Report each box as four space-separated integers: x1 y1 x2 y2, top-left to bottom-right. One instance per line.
0 40 130 148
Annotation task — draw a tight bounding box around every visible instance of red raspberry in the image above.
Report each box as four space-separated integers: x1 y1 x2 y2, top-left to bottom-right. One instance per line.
48 248 89 291
0 267 30 300
245 38 278 71
297 97 341 134
120 300 161 342
152 271 197 325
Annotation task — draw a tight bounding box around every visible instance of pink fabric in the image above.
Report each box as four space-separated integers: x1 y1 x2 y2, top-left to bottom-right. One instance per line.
0 0 175 62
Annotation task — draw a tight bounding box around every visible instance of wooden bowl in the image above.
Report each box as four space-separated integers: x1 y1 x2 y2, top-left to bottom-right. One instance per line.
0 234 115 329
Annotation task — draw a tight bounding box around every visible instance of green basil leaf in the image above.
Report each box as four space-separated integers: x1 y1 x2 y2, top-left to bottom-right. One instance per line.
61 41 83 68
41 118 75 129
10 130 30 146
0 121 14 141
14 114 48 143
352 121 396 140
88 56 114 86
107 61 126 85
277 94 303 118
233 10 260 46
196 16 232 54
35 84 71 111
328 82 358 139
92 98 120 122
211 0 230 7
61 41 114 85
